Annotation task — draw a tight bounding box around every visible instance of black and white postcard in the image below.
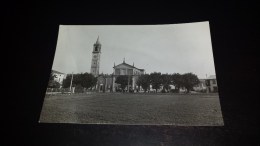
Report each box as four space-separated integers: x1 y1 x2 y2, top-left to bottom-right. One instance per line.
39 22 224 126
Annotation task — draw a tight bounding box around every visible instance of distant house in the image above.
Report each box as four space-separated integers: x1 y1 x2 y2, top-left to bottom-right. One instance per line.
193 79 207 92
52 70 66 87
205 75 218 93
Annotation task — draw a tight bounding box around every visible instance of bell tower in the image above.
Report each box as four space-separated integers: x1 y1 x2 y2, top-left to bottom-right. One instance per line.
90 36 101 77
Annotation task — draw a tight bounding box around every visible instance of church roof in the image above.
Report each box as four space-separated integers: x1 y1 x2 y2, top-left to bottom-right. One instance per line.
113 62 144 71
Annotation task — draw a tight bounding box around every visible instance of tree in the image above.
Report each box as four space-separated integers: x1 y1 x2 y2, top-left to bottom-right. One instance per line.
115 75 132 91
48 80 60 88
171 73 183 92
48 71 60 88
62 73 97 89
136 74 150 92
80 73 97 89
150 72 162 93
161 74 171 92
62 74 73 88
181 73 200 93
49 71 57 81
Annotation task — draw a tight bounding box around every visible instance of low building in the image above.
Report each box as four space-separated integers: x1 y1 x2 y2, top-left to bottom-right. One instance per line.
205 75 218 93
193 79 207 92
96 74 113 92
52 70 66 87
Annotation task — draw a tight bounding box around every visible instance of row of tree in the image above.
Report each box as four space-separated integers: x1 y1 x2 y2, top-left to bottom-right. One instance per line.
62 73 97 89
48 72 98 89
48 71 200 93
135 72 200 93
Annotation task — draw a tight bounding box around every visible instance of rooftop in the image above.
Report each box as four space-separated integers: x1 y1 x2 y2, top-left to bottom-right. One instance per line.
206 75 216 80
113 61 145 71
52 70 65 74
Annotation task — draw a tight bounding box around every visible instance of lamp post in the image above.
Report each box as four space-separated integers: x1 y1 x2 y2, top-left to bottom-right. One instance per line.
127 75 129 92
69 72 73 94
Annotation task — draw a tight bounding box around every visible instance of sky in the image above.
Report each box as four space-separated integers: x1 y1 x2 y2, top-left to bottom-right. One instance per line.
52 21 216 79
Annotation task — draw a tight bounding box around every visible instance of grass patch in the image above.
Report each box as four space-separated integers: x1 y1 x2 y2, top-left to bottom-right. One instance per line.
39 93 224 126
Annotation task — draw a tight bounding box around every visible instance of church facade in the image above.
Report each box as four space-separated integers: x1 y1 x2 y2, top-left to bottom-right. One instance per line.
90 37 145 92
112 60 144 92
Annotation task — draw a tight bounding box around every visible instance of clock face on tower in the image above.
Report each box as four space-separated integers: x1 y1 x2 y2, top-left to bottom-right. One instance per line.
93 54 97 58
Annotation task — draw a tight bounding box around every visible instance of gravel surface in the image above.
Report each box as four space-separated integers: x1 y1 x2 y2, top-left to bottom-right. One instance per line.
39 93 224 126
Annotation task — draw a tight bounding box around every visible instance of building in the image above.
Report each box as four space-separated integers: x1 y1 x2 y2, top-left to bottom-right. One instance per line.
205 75 218 93
90 36 101 77
89 37 145 92
193 79 207 92
112 59 145 92
95 60 145 92
52 70 66 87
96 74 113 92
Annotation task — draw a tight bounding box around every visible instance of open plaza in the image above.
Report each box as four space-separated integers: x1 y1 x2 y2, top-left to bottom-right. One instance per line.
39 93 224 126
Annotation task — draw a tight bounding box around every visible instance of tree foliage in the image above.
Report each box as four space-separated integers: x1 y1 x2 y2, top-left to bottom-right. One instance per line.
62 74 73 88
171 73 183 92
115 75 132 90
150 72 162 93
48 80 60 88
62 73 97 89
161 74 172 92
136 74 150 92
49 71 57 81
181 73 200 93
48 71 60 88
83 73 97 89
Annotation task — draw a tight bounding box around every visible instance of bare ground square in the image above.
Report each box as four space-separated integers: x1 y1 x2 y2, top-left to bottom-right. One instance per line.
39 93 224 126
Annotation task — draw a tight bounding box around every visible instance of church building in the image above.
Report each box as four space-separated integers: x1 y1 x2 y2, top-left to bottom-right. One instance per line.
89 36 145 92
112 59 145 92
